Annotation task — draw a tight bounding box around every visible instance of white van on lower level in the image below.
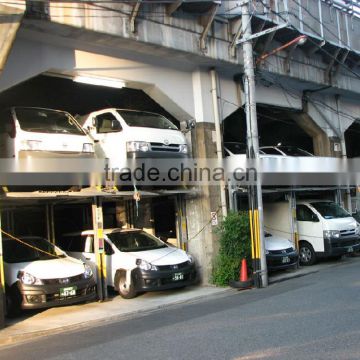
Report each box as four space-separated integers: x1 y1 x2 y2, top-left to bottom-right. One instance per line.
264 200 360 265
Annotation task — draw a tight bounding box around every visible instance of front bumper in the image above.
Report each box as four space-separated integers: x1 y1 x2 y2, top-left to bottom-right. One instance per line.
266 251 298 270
321 236 360 257
17 276 96 310
132 263 197 292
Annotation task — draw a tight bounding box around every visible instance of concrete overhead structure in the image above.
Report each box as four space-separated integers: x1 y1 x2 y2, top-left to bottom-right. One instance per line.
0 0 359 283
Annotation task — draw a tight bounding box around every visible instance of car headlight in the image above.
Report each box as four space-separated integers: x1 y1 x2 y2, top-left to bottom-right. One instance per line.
21 140 42 151
355 223 360 235
323 230 340 239
83 264 93 279
82 143 94 153
179 144 188 154
127 141 150 152
136 259 158 271
17 271 43 285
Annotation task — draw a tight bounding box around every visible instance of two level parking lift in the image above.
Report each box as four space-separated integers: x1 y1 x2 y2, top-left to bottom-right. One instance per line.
0 187 192 328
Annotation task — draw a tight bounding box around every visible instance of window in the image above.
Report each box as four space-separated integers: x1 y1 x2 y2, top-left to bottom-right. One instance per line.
96 113 121 133
108 231 168 252
14 107 84 135
296 205 318 222
104 240 114 255
310 202 351 219
117 110 178 130
60 236 87 252
260 147 282 155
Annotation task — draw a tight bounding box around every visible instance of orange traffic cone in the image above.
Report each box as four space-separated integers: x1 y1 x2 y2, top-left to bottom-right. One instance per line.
229 258 253 289
240 258 249 282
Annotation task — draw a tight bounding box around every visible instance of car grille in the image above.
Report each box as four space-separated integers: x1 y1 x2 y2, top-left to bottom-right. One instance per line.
156 261 190 271
41 273 85 285
340 229 356 237
268 247 294 255
150 143 180 152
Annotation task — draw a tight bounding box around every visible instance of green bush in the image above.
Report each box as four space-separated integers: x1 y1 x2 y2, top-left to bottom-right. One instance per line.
211 211 251 286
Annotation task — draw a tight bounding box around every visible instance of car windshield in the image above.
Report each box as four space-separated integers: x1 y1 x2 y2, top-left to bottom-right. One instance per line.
3 237 65 263
277 146 312 156
310 202 351 219
117 110 178 130
15 107 84 135
108 231 167 252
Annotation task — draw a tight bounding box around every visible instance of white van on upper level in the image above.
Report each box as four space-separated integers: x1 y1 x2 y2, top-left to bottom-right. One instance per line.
79 108 189 168
0 107 94 159
264 200 360 266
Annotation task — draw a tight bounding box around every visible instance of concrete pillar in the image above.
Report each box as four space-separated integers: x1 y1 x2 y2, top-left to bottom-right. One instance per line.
186 123 222 284
185 69 224 284
290 112 341 157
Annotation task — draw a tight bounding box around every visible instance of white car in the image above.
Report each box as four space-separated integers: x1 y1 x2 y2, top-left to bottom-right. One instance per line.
224 142 313 157
3 236 96 316
265 232 299 270
61 228 197 299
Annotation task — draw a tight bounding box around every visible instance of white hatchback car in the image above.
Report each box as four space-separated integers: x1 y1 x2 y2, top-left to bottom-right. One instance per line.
61 228 197 299
3 236 96 315
265 232 299 270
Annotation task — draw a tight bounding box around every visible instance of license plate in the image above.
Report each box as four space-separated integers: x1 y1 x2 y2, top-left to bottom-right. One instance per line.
172 272 184 281
60 286 77 297
282 256 291 264
347 247 354 253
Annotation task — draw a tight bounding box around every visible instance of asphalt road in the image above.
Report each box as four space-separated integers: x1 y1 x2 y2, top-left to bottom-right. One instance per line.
1 258 360 360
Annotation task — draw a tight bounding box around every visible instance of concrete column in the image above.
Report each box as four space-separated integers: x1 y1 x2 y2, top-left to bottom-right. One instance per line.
290 112 341 157
186 130 222 285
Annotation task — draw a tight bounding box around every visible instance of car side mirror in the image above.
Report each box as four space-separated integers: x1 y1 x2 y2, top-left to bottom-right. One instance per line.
186 119 196 130
111 120 121 131
311 213 319 222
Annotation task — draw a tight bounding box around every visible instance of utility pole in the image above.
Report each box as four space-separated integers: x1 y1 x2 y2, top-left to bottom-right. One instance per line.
240 1 268 287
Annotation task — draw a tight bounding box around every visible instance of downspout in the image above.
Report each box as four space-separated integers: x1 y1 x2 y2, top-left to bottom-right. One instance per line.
210 68 228 217
335 95 352 213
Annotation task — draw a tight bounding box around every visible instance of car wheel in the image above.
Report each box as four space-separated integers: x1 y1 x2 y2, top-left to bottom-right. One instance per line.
299 242 316 266
117 271 137 299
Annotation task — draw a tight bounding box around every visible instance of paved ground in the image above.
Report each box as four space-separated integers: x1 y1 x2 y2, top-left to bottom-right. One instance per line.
0 256 353 347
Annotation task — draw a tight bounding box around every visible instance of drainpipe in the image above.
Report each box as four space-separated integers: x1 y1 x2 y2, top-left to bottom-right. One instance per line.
210 68 228 217
336 95 352 213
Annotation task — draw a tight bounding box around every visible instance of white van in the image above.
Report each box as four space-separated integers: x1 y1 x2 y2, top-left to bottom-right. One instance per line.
79 108 188 169
264 200 360 265
61 228 197 299
0 107 94 158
